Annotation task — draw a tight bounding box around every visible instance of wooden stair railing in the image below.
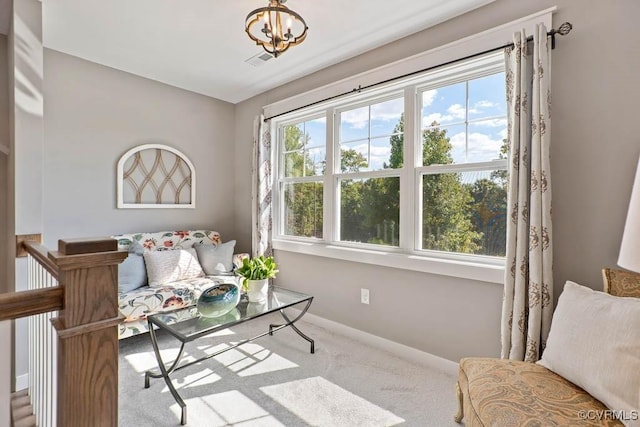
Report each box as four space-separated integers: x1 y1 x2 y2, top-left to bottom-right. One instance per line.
0 237 127 427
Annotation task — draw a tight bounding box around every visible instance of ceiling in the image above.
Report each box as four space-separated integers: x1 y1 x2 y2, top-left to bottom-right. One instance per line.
39 0 493 104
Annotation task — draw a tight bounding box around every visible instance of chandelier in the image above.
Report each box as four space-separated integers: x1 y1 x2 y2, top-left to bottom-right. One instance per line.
245 0 308 58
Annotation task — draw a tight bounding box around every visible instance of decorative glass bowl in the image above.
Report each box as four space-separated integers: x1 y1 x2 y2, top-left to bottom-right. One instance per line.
197 283 240 318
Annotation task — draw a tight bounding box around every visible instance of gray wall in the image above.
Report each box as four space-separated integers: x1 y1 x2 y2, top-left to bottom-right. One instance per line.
11 50 237 381
234 0 640 361
42 50 237 247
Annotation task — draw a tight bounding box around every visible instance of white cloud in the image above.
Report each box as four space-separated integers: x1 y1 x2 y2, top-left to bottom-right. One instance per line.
370 98 403 120
471 118 507 128
422 113 449 126
341 106 369 129
474 100 497 108
341 98 403 129
448 132 503 163
422 90 437 107
447 104 466 119
422 103 466 127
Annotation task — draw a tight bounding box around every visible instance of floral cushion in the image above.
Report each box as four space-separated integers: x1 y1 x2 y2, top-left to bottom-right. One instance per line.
458 357 623 426
113 230 249 340
114 230 221 251
118 276 239 339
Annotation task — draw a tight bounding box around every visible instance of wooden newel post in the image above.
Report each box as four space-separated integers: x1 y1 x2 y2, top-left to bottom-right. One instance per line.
48 238 127 427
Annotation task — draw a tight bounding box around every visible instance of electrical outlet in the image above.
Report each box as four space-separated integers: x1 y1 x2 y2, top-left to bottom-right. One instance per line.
361 288 370 305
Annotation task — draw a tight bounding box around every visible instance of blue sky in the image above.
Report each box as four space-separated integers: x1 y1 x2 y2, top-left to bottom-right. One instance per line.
339 72 506 170
284 71 507 176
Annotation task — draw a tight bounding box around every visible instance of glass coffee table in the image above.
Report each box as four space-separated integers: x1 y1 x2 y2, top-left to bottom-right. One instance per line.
144 287 314 425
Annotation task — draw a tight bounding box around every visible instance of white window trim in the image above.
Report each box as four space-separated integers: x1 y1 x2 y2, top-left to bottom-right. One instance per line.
272 238 504 283
268 10 557 284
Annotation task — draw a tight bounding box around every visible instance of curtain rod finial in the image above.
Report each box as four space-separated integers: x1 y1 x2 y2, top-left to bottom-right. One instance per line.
557 22 572 36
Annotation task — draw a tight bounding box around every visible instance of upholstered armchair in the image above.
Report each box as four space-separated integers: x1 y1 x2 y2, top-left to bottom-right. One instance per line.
454 268 640 426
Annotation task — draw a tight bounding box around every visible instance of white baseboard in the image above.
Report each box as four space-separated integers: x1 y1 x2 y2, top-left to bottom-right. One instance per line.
15 374 28 391
298 311 459 377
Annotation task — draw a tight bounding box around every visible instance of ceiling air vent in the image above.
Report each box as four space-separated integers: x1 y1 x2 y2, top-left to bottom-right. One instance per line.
245 51 274 67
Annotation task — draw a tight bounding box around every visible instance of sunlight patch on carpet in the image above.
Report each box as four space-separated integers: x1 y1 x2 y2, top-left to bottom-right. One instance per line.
161 368 221 392
260 376 405 426
124 349 196 373
204 342 298 377
170 390 285 426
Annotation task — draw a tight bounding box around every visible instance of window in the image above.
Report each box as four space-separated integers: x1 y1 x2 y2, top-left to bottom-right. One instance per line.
274 53 507 267
280 117 325 238
419 72 507 257
338 96 403 246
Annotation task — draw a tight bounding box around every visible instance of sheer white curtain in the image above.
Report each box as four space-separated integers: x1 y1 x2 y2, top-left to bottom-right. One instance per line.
501 24 553 362
252 115 273 257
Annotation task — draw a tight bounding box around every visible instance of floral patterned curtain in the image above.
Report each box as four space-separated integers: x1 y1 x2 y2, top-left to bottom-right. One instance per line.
252 115 273 257
501 24 553 362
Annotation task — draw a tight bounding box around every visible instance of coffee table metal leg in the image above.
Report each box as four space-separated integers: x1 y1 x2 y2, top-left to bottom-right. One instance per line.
269 298 315 353
145 322 188 425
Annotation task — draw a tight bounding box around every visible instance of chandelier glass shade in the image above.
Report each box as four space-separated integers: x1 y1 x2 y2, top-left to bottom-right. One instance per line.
245 0 308 58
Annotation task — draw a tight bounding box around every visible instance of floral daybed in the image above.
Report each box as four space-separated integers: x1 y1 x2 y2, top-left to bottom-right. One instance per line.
114 230 247 339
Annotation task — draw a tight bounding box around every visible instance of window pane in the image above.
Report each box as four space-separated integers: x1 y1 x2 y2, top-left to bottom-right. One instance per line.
283 182 323 238
340 106 369 142
340 177 399 246
282 118 326 177
467 121 507 163
284 151 304 177
282 124 305 152
370 97 403 138
340 143 369 173
305 147 326 176
422 82 465 128
421 170 506 256
468 73 506 121
422 124 464 166
305 118 326 149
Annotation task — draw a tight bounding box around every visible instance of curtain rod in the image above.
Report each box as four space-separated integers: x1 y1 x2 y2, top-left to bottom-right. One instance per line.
264 22 573 122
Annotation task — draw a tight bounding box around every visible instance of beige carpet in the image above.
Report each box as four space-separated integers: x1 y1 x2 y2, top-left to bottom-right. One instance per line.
118 313 460 426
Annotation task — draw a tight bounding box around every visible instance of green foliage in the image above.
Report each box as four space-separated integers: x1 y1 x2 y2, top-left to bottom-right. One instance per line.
341 149 368 172
282 114 507 256
236 256 279 290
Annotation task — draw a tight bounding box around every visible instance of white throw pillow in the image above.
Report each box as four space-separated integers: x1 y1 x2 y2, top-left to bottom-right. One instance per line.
194 240 236 275
538 281 640 419
143 248 204 286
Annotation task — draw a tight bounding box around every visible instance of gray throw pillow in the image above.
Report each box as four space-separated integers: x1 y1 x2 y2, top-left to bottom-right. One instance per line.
118 240 147 293
194 240 236 275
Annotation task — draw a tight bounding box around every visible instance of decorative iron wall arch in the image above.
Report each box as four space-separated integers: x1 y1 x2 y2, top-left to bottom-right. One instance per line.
117 144 196 209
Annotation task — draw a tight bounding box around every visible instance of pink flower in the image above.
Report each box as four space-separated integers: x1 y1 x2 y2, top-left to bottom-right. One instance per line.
143 239 156 249
174 231 189 239
164 241 174 248
163 296 184 308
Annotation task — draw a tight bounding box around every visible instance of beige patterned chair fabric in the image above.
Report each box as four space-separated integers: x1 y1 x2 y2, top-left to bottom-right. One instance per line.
455 268 640 426
602 267 640 297
457 358 622 426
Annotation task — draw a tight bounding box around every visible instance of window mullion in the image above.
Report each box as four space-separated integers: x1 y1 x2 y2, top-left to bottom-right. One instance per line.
273 123 283 239
324 108 336 243
400 86 417 251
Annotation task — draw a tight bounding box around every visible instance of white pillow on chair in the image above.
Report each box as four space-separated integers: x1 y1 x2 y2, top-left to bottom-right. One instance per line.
538 281 640 418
